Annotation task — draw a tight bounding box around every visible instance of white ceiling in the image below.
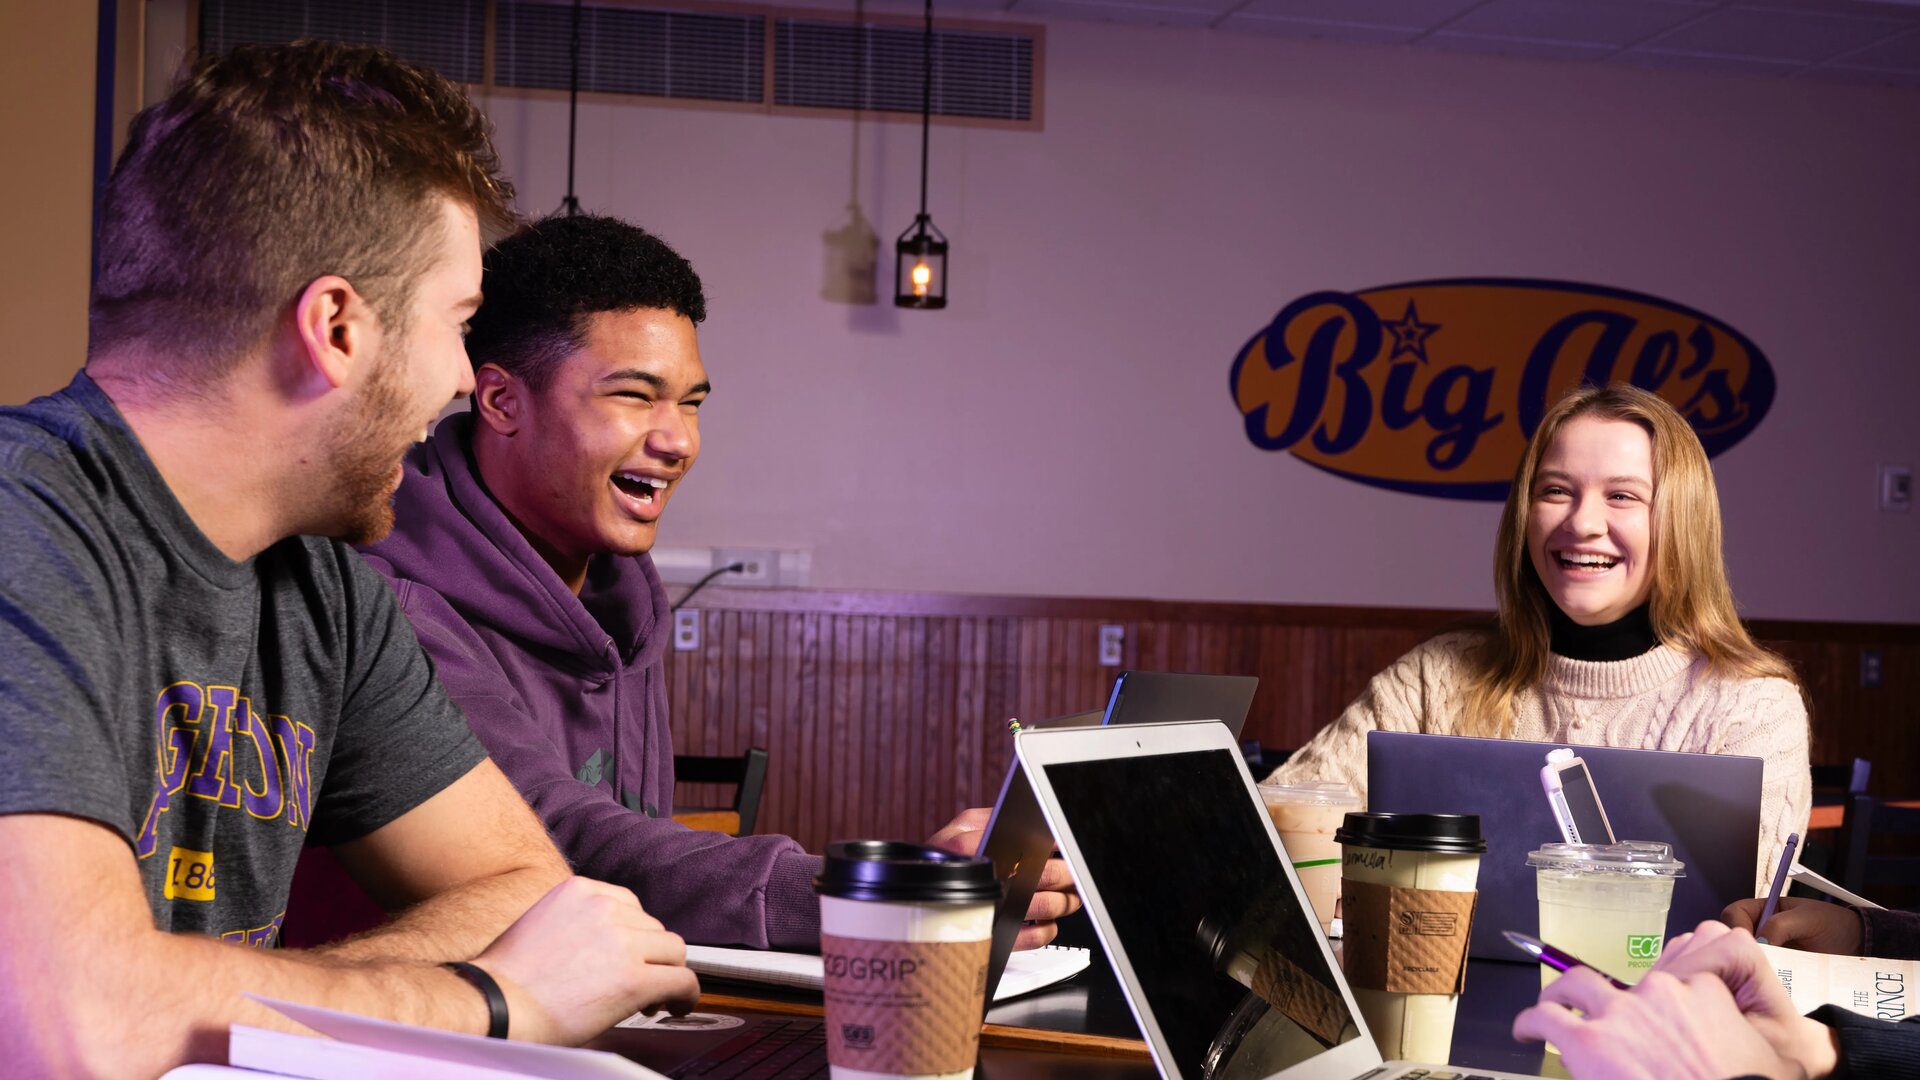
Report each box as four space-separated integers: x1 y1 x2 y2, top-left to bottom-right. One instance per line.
941 0 1920 88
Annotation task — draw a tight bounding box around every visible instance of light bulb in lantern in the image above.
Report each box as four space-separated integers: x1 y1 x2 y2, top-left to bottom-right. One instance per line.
911 261 932 296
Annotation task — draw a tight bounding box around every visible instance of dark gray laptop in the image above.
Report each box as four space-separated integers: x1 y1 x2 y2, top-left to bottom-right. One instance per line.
1103 670 1259 733
979 672 1259 999
1367 731 1764 961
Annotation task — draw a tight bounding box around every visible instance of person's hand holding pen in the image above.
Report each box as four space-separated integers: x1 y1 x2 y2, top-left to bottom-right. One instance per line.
1507 900 1852 1080
1723 896 1865 955
1511 956 1807 1080
1723 832 1871 955
1648 921 1842 1079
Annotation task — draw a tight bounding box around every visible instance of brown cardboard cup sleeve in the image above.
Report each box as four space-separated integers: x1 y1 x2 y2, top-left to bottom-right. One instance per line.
821 933 990 1074
1251 949 1350 1046
1340 880 1477 995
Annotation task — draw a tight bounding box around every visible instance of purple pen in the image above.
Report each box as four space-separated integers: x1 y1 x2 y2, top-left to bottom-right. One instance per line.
1754 833 1800 946
1502 929 1633 990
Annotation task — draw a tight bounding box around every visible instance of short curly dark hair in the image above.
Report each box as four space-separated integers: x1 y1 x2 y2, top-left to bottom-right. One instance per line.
466 214 707 389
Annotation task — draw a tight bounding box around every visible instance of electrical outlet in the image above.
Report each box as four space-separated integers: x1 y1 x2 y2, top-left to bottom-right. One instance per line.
1098 625 1125 667
1882 464 1913 512
1862 649 1884 689
714 548 778 587
673 609 701 652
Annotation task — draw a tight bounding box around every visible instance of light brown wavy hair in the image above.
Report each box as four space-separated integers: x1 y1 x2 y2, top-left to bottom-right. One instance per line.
90 41 515 383
1456 383 1798 737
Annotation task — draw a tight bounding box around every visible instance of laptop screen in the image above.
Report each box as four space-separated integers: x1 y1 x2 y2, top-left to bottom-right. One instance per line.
1041 747 1361 1077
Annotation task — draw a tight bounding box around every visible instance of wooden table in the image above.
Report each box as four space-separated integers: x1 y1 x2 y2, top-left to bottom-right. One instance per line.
1806 800 1920 831
595 994 1154 1078
594 947 1559 1077
670 809 741 834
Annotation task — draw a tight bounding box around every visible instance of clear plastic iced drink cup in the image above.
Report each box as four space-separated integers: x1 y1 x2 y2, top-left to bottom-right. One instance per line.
1527 842 1684 989
1258 780 1362 934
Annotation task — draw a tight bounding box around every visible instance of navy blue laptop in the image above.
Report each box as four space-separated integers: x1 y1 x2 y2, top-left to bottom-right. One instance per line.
1368 731 1764 961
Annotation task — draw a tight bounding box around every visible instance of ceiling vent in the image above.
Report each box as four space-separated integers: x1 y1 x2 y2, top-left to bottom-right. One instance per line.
774 17 1035 123
494 0 766 105
198 0 487 84
197 1 1039 127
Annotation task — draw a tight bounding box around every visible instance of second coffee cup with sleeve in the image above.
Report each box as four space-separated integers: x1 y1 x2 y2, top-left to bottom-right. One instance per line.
1334 812 1486 1064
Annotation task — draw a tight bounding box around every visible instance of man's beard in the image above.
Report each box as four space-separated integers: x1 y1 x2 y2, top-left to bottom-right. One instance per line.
320 346 417 546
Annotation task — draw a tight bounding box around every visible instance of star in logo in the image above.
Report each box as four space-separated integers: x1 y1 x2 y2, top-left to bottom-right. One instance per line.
1383 300 1441 365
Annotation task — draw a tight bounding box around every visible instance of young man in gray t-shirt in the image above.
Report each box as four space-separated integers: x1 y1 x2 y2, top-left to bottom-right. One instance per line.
0 42 696 1076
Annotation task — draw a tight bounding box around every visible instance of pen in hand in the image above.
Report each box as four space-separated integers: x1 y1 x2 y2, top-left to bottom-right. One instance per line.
1754 832 1800 945
1502 930 1632 990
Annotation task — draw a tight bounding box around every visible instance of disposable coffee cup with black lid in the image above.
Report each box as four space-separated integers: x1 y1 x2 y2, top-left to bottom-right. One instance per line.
815 840 1000 904
1336 812 1486 1064
814 841 1000 1080
1334 812 1488 854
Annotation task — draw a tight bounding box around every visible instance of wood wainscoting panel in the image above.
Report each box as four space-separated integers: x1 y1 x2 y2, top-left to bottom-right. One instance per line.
664 588 1918 854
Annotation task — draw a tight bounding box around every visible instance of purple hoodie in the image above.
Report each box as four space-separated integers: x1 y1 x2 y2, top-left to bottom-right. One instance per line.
360 415 822 948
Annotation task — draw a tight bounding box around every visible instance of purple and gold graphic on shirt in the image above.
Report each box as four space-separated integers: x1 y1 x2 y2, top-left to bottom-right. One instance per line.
222 911 287 949
163 845 217 901
136 681 317 858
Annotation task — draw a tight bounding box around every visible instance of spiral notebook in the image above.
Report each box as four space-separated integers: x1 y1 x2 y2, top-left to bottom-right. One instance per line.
681 942 1090 1002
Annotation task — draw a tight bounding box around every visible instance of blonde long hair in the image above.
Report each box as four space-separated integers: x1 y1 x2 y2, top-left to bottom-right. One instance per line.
1457 384 1797 737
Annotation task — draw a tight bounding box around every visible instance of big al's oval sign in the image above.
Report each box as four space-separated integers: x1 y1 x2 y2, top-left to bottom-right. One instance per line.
1228 279 1775 500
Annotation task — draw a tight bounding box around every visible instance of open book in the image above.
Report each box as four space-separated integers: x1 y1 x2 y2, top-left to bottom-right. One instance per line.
1762 943 1918 1021
684 943 1091 1002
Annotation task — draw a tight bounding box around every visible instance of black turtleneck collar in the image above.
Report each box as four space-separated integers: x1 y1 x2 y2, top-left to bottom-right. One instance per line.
1549 603 1658 662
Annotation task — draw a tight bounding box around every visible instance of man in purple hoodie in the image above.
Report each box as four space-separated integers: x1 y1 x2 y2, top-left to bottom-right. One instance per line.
362 214 1076 950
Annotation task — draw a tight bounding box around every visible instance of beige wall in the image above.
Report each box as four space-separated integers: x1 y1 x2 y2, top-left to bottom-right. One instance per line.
482 19 1920 621
0 0 97 404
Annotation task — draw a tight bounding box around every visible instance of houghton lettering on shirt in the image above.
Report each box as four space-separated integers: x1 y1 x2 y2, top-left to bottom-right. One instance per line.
1229 279 1775 500
136 680 318 858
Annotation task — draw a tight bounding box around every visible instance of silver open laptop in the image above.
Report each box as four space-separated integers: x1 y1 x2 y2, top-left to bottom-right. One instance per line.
1016 720 1542 1080
980 672 1260 999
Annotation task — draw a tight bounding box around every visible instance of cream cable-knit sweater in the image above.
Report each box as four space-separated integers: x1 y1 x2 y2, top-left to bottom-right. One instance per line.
1269 631 1811 896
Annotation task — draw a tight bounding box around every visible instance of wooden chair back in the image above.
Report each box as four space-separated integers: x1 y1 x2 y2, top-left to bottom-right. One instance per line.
673 747 771 837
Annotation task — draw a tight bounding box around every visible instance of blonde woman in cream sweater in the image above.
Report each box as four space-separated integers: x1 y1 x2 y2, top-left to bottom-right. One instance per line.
1270 384 1810 895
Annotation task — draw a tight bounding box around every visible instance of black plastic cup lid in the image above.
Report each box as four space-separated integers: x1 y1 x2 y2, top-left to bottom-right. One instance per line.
813 840 1001 904
1334 812 1487 854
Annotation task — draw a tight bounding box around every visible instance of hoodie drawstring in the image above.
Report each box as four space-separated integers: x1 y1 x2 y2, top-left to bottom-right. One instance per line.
606 640 625 809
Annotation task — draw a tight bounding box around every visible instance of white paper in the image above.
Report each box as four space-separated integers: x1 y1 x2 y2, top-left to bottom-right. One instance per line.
680 943 1090 1003
683 943 825 990
242 994 666 1079
229 1026 534 1080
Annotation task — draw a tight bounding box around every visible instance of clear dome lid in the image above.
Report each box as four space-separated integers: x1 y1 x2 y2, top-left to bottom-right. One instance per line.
1255 779 1361 805
1527 840 1686 877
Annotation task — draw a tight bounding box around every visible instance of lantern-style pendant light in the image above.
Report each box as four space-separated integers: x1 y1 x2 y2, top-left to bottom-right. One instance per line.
894 0 947 309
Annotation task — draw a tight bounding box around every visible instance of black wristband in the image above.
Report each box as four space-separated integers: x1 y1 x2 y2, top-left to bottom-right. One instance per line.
445 961 509 1039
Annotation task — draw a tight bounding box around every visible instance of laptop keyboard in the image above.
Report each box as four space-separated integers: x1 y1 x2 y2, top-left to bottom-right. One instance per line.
1376 1070 1500 1080
667 1018 828 1079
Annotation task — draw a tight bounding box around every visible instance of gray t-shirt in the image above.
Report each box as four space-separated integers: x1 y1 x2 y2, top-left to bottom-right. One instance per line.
0 373 487 945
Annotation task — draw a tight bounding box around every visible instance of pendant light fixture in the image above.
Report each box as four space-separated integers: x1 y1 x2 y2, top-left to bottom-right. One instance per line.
559 0 584 216
893 0 947 309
